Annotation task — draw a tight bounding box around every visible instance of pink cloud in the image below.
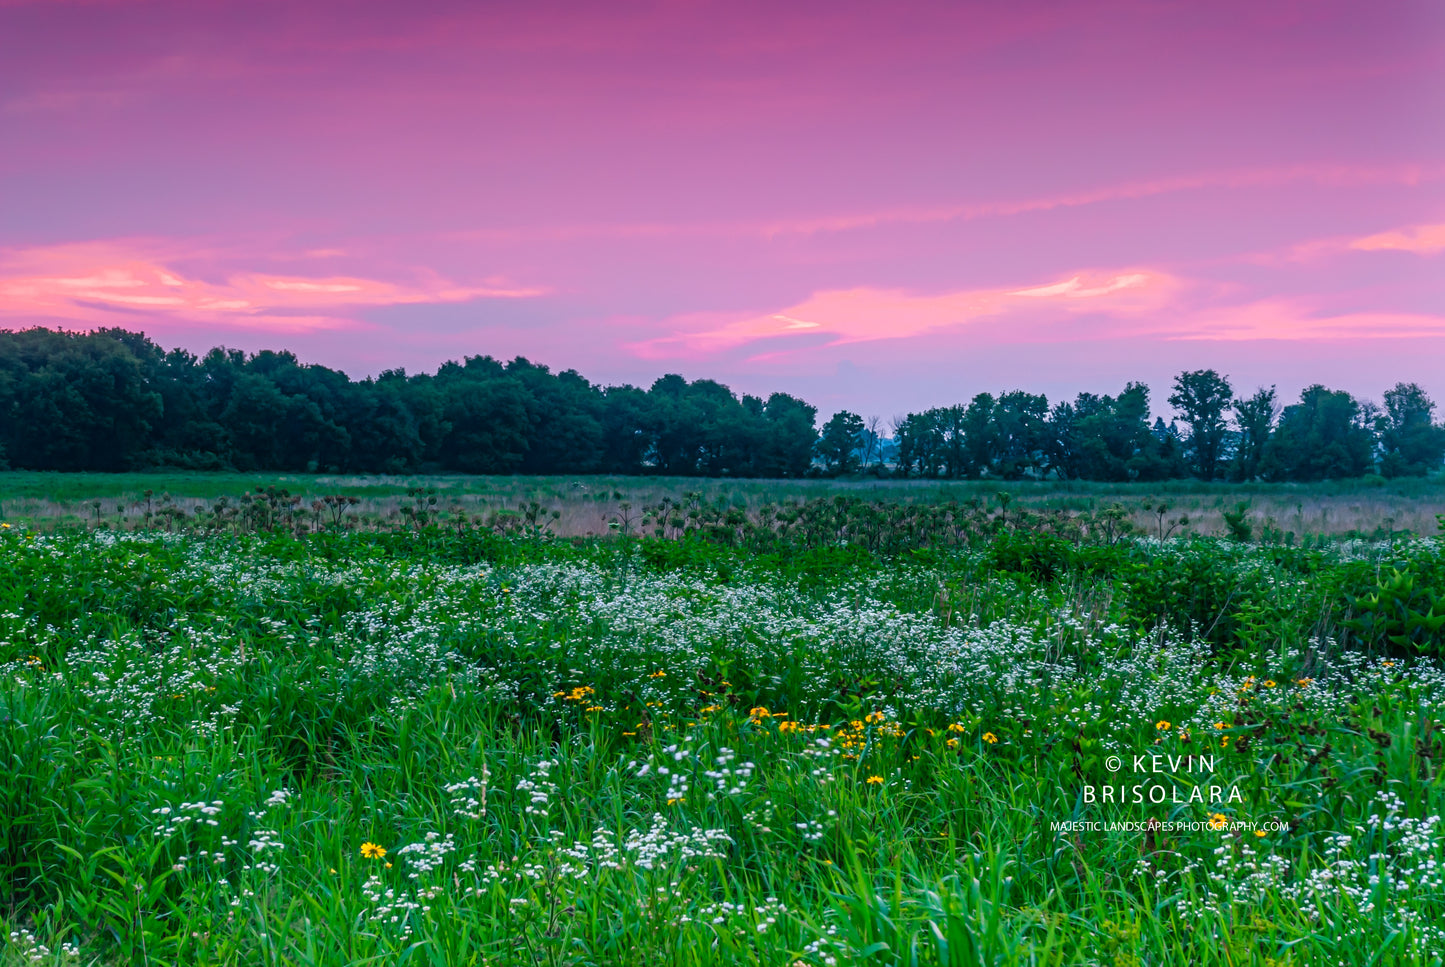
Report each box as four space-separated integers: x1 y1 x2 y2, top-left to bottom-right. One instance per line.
629 269 1179 359
0 239 546 333
1169 300 1445 341
1350 223 1445 255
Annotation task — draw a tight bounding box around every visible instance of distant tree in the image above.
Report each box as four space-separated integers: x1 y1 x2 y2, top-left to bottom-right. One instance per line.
1380 382 1445 477
438 379 533 474
891 412 926 477
511 363 605 474
1230 386 1278 482
599 385 653 473
1056 383 1164 481
961 394 995 479
859 415 884 471
816 410 865 476
1168 369 1234 480
1261 385 1375 481
0 328 163 471
759 392 818 477
990 391 1050 479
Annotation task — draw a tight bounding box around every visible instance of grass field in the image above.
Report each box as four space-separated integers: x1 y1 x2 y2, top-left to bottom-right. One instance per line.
2 471 1444 538
3 516 1445 965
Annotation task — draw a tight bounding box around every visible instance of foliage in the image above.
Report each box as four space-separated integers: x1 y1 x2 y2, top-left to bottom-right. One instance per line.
4 328 1443 483
1261 385 1377 482
1169 369 1234 481
3 524 1445 965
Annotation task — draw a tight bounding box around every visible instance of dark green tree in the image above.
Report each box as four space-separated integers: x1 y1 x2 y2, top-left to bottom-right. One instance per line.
1230 386 1277 482
1168 369 1234 480
1261 385 1376 481
816 410 865 476
759 393 818 477
1380 382 1445 477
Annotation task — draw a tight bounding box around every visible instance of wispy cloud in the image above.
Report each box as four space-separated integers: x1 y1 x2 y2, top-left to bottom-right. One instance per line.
1349 223 1445 256
627 260 1445 363
1263 222 1445 263
628 269 1177 359
1167 301 1445 341
0 239 546 333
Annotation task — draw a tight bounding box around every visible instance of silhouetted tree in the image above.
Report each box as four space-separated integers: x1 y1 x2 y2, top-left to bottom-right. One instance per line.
1261 385 1376 481
816 410 865 476
1230 386 1278 482
1169 369 1234 481
1380 382 1445 477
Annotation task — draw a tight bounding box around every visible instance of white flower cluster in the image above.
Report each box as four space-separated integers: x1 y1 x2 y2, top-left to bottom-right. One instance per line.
6 929 80 965
152 800 224 837
558 813 732 873
682 896 789 933
241 828 284 878
361 874 442 938
395 831 457 878
445 770 490 820
516 759 557 817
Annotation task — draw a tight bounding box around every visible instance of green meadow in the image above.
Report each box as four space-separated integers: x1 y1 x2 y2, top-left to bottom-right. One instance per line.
3 493 1445 965
2 470 1443 539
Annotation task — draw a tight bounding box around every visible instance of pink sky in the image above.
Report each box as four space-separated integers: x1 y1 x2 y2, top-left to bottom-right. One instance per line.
2 0 1443 420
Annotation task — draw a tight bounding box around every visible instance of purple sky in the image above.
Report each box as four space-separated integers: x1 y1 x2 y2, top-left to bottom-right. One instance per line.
3 0 1443 421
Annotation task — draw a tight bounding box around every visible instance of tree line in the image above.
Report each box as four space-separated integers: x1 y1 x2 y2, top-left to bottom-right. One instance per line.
871 372 1444 482
0 327 1441 480
0 328 817 476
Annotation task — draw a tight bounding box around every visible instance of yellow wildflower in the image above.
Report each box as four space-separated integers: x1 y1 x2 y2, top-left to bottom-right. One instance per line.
1155 721 1171 731
360 842 386 859
866 775 884 785
983 732 999 744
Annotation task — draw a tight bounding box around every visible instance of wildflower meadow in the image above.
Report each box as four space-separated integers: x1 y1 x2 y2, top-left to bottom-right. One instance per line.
3 505 1445 965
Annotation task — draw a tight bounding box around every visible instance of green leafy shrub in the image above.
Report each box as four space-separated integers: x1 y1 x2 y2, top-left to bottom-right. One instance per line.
1344 567 1445 655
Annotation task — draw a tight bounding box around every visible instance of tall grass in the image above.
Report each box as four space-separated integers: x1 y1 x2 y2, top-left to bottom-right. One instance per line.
2 525 1444 964
3 470 1443 538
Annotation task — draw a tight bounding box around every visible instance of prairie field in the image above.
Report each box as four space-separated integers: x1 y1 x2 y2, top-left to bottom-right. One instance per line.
4 500 1445 966
2 470 1444 540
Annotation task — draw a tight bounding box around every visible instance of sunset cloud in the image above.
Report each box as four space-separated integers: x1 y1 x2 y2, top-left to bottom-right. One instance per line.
1349 223 1445 256
630 270 1179 359
1169 301 1445 342
0 240 547 333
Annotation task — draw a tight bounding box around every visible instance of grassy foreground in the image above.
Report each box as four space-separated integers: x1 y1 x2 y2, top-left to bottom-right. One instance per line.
3 524 1445 965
